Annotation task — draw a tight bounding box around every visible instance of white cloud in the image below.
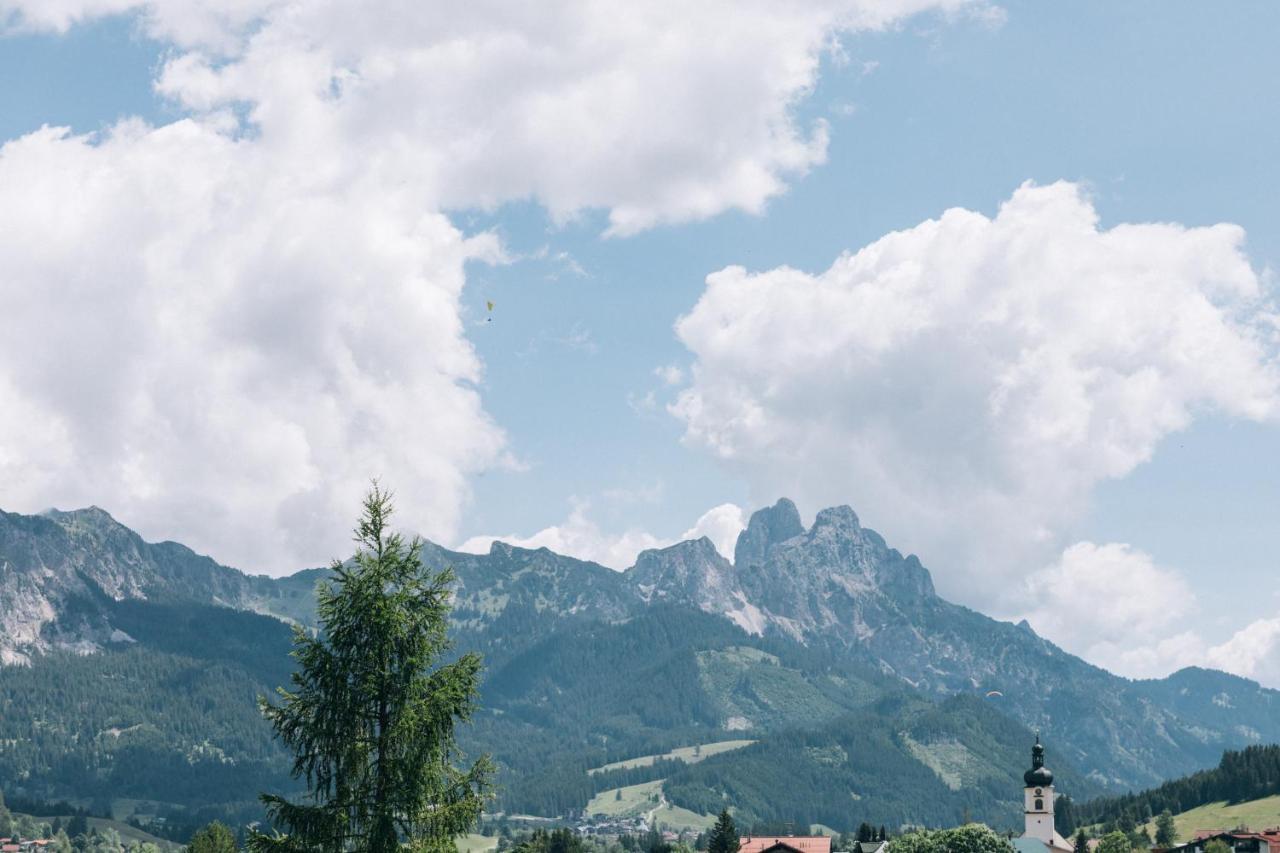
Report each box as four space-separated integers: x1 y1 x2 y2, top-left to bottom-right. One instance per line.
680 502 748 560
1019 541 1280 688
457 500 746 569
0 120 507 573
655 364 686 386
0 0 990 572
673 181 1279 608
1020 541 1194 678
1022 541 1193 653
1204 617 1280 688
456 501 666 570
2 0 992 234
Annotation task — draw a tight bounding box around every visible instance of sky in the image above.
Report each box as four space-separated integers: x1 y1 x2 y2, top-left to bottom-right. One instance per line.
2 0 1279 685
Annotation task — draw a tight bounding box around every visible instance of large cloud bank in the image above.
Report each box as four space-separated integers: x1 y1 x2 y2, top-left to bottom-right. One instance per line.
0 0 984 572
673 181 1280 684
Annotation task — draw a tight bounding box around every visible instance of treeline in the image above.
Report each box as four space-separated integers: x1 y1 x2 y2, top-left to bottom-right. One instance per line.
1071 744 1280 830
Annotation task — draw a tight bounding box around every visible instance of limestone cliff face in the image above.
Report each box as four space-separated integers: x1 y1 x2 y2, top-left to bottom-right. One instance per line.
0 506 314 662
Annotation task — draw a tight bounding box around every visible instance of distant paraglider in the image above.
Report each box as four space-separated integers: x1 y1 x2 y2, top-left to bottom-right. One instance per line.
486 300 495 322
985 690 1004 698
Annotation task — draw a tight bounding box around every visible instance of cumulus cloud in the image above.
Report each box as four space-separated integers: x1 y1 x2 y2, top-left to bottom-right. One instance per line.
456 502 667 570
2 0 991 234
673 181 1280 608
457 501 746 569
0 120 508 573
1204 618 1280 688
1022 542 1194 658
1020 541 1280 687
682 502 748 559
0 0 987 572
1020 541 1196 678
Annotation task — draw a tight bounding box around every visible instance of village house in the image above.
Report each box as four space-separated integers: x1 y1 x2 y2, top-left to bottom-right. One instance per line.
0 840 50 853
739 834 833 853
1161 829 1280 853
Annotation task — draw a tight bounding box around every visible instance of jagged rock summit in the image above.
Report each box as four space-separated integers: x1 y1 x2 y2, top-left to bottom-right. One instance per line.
733 497 805 568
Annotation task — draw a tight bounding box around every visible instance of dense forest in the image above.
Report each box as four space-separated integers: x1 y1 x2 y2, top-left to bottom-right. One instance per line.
662 693 1102 832
1071 745 1280 831
0 601 298 834
461 605 898 817
7 580 1278 843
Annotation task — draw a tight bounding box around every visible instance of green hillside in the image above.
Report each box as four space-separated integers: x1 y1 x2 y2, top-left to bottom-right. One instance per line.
2 809 180 852
1071 745 1280 837
584 780 716 832
661 693 1103 832
585 781 664 818
1140 796 1280 844
589 740 755 774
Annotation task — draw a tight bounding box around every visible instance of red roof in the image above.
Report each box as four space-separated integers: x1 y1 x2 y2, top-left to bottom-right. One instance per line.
739 837 833 853
1189 830 1280 852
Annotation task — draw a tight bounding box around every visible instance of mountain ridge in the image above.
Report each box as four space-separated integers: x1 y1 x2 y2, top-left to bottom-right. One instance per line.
2 498 1278 801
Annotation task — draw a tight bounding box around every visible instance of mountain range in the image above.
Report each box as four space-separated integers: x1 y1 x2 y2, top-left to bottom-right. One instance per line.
2 499 1277 835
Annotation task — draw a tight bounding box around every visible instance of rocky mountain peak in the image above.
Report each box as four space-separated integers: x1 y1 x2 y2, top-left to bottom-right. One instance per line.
45 505 119 525
810 504 860 535
733 497 804 567
630 537 731 607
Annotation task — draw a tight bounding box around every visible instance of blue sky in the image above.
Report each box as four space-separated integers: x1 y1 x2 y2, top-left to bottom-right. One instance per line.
2 0 1278 682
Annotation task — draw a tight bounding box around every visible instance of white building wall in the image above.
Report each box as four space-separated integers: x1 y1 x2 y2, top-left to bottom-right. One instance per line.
1024 785 1054 844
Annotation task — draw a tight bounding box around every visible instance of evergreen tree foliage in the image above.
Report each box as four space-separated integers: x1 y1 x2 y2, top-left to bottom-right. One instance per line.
248 486 492 853
707 810 739 853
1073 745 1280 831
512 829 584 853
190 821 238 853
1154 811 1176 847
1073 828 1089 853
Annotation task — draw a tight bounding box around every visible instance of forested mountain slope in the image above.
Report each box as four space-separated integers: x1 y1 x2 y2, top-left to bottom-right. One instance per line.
1072 744 1280 831
3 500 1280 833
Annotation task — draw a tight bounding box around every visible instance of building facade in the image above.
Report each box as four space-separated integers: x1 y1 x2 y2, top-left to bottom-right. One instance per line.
1015 737 1073 853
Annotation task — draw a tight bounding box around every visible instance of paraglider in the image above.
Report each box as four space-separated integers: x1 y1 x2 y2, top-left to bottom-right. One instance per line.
985 690 1003 698
486 300 494 322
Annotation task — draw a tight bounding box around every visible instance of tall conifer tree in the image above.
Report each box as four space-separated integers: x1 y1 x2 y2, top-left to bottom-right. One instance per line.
249 485 492 853
708 810 740 853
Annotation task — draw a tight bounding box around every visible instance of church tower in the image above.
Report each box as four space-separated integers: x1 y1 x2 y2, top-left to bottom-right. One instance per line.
1023 735 1056 844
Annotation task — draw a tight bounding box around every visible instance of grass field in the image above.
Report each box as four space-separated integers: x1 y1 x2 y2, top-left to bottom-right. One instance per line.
651 803 716 832
588 740 756 775
585 779 716 832
456 834 500 853
11 812 180 851
585 780 664 818
1141 796 1280 843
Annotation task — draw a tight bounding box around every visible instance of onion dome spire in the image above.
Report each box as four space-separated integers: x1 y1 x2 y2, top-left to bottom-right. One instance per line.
1024 734 1054 786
